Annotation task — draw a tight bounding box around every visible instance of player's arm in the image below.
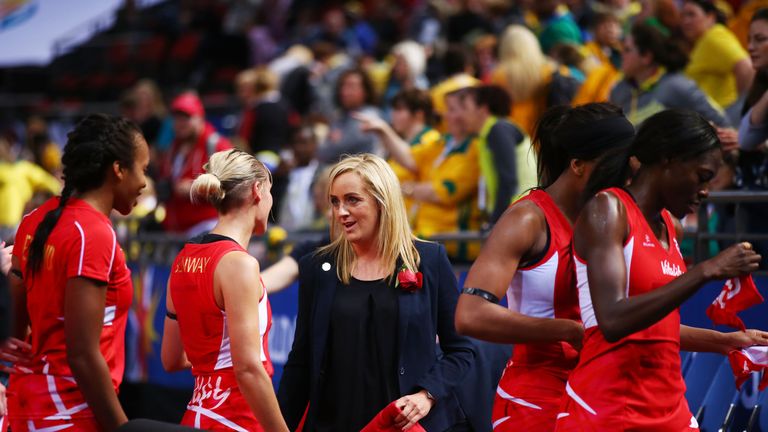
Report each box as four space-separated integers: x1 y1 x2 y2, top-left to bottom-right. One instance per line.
217 252 288 432
161 280 191 372
680 325 768 354
8 256 29 341
0 253 32 370
65 276 128 430
456 202 583 346
576 192 760 343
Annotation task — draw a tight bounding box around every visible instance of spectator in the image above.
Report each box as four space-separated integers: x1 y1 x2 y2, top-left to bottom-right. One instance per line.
459 85 524 225
473 34 498 83
610 23 731 126
573 13 623 104
532 0 583 55
278 126 321 232
430 45 480 132
584 13 622 70
736 7 768 265
381 41 429 112
129 79 167 148
317 68 383 164
355 89 440 219
491 25 580 135
361 89 482 261
234 67 295 217
272 45 316 117
159 92 232 235
634 0 682 36
0 138 61 243
24 116 61 177
682 0 753 115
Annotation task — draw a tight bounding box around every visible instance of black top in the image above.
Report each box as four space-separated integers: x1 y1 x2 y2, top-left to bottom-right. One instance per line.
315 277 399 431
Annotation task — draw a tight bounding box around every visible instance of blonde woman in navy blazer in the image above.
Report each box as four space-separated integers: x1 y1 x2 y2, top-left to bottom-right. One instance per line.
277 154 477 431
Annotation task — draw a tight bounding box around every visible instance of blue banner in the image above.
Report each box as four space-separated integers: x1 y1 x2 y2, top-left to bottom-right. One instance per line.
124 262 768 393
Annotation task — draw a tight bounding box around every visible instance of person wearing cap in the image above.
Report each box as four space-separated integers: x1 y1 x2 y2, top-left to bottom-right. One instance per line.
159 91 232 235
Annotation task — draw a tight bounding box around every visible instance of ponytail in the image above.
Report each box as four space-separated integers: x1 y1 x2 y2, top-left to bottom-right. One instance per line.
533 105 570 188
26 113 140 276
27 186 73 274
583 144 633 202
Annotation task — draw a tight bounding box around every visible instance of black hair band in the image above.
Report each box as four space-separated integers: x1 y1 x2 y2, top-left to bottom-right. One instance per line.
10 269 22 279
555 116 636 159
166 311 178 320
462 287 500 304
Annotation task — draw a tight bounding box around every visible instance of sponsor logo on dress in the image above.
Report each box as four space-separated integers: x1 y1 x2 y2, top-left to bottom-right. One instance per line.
642 234 655 248
191 375 231 410
661 260 683 277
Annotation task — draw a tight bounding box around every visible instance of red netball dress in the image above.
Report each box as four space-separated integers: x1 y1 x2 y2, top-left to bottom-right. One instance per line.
492 189 581 431
556 188 698 431
169 234 273 432
8 197 132 432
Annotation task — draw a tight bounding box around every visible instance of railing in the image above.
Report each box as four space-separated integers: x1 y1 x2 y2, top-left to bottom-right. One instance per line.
117 190 768 272
691 190 768 275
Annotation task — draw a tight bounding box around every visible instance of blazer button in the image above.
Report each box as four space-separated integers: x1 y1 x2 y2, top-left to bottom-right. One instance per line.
399 367 405 375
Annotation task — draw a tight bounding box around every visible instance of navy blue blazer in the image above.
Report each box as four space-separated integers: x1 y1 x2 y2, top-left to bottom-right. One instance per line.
277 240 477 431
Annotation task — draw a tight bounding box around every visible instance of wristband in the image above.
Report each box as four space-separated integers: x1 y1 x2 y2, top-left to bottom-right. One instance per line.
462 287 500 304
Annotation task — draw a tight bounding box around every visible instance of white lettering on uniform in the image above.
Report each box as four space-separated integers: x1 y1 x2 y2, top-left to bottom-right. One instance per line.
660 260 682 277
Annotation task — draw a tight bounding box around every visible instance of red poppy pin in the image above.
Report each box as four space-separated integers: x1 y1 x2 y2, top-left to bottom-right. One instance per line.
396 265 423 292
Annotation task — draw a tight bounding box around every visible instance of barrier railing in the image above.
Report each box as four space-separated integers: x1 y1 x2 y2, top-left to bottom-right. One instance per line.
117 190 768 271
691 190 768 275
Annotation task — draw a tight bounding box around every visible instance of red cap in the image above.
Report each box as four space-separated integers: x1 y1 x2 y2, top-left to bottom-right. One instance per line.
171 92 204 117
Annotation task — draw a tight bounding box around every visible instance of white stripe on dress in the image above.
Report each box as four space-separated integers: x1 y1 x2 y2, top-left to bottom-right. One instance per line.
73 222 85 275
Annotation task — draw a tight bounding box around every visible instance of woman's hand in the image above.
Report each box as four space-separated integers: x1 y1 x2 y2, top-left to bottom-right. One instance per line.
0 382 6 416
0 337 32 373
724 329 768 352
561 319 585 351
700 242 761 281
394 389 435 430
351 112 388 134
716 127 740 152
0 241 12 276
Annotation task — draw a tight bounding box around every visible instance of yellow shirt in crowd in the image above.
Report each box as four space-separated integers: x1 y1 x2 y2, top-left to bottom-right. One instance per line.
685 23 749 109
389 127 442 219
409 134 482 261
0 160 61 226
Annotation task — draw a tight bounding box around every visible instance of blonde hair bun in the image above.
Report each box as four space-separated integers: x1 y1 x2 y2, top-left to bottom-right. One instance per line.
190 172 225 205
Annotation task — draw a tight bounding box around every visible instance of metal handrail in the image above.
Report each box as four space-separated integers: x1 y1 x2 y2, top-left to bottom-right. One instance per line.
118 190 768 271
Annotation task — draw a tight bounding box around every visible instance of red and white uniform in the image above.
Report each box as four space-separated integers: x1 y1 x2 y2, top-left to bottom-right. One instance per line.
169 236 273 431
556 188 698 431
8 197 132 432
493 189 580 431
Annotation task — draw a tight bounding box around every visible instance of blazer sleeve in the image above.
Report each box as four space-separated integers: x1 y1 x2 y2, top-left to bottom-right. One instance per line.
277 256 314 429
415 244 477 400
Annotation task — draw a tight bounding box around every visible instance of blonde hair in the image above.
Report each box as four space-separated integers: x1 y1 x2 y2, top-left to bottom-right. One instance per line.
191 149 272 213
133 79 167 117
237 67 279 96
497 25 549 102
391 40 427 81
320 154 420 285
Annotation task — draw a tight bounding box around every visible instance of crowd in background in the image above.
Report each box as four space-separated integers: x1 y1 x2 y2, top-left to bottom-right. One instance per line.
2 0 768 263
